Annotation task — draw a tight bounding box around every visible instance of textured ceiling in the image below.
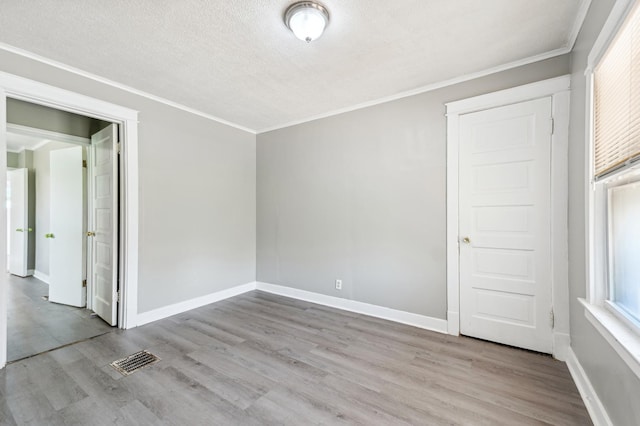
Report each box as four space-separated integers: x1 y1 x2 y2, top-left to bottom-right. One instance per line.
0 1 587 132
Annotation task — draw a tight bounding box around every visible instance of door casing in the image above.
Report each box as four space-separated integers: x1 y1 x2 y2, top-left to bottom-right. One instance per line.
445 75 571 360
0 71 139 369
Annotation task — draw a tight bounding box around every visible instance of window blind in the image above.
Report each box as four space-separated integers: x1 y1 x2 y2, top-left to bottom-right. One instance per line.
594 3 640 178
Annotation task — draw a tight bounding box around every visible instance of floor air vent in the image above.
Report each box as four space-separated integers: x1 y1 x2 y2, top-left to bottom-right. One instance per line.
110 350 160 376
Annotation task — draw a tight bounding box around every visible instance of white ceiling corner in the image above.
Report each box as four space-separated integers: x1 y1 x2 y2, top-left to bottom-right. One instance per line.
0 1 589 133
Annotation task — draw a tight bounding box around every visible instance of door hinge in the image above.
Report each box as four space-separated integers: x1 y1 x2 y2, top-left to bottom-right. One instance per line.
82 279 87 288
116 290 121 303
549 308 555 329
550 118 555 135
116 142 122 155
82 160 87 168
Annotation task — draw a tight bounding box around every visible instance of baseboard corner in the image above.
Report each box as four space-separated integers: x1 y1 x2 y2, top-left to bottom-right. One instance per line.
255 281 448 334
553 331 571 361
33 270 50 284
135 281 256 326
447 310 460 335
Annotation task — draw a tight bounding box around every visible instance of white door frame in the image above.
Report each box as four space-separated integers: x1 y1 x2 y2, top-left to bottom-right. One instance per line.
0 71 140 368
445 75 571 359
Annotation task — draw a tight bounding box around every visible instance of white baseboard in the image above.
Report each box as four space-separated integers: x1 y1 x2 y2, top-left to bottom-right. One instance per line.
135 282 257 326
33 270 49 284
553 332 571 361
447 310 460 335
256 282 448 334
565 347 613 426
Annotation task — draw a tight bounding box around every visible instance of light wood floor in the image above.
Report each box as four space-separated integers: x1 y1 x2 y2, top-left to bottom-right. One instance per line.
0 291 591 425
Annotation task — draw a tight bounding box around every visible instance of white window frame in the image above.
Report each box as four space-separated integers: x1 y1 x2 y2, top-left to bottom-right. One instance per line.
584 0 640 379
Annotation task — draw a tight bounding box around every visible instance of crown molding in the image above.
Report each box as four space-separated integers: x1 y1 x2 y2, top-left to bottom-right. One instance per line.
257 47 571 133
567 0 594 51
0 43 256 135
0 0 592 138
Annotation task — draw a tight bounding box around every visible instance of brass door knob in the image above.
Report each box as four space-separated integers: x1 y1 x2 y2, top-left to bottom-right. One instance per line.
45 233 55 239
15 228 23 232
462 237 471 244
86 231 96 237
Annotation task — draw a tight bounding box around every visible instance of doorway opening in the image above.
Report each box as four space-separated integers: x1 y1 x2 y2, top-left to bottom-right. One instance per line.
0 71 140 369
5 99 119 362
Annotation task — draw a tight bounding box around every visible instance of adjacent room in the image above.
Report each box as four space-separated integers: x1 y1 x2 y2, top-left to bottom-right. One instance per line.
0 0 638 425
5 99 117 362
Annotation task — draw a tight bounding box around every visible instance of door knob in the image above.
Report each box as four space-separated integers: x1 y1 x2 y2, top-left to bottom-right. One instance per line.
45 233 55 239
86 231 95 237
15 228 23 232
462 237 471 244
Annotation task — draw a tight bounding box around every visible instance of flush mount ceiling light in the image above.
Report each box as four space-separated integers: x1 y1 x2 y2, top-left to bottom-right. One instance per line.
284 1 330 43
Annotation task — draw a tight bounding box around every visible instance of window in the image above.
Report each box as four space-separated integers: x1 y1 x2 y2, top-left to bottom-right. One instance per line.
593 1 640 328
607 179 640 327
593 0 640 322
585 0 640 379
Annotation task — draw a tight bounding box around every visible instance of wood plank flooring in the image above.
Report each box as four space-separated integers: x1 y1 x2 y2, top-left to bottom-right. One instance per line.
0 290 591 425
7 274 113 362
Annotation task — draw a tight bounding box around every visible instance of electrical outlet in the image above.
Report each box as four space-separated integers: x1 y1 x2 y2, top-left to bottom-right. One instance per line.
335 279 342 290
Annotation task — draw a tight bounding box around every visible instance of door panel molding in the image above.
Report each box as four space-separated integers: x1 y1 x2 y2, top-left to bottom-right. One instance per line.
0 71 139 369
445 75 571 359
49 146 85 307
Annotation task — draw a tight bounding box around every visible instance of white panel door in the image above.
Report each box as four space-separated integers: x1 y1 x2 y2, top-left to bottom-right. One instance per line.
459 97 553 353
50 146 85 307
89 124 118 326
7 168 28 277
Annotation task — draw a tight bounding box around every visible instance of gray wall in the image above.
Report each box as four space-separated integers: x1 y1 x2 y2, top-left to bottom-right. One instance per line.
257 55 570 318
7 98 109 138
568 1 640 424
0 49 256 314
6 152 19 168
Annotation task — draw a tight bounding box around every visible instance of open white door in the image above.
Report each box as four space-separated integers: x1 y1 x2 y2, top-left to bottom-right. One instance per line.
49 146 85 307
7 169 28 277
458 97 553 354
89 124 118 326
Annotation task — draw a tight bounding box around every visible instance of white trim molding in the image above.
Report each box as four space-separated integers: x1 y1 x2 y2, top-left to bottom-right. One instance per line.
582 0 640 384
136 281 449 334
445 75 572 360
0 71 139 369
259 49 573 134
7 123 91 147
580 299 640 379
256 282 448 334
0 43 255 135
446 75 571 115
33 270 50 285
553 332 571 361
568 1 595 52
586 0 637 71
565 347 614 426
136 282 257 326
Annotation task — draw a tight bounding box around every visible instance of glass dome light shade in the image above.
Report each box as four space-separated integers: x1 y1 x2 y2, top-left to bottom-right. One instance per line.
285 2 330 43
